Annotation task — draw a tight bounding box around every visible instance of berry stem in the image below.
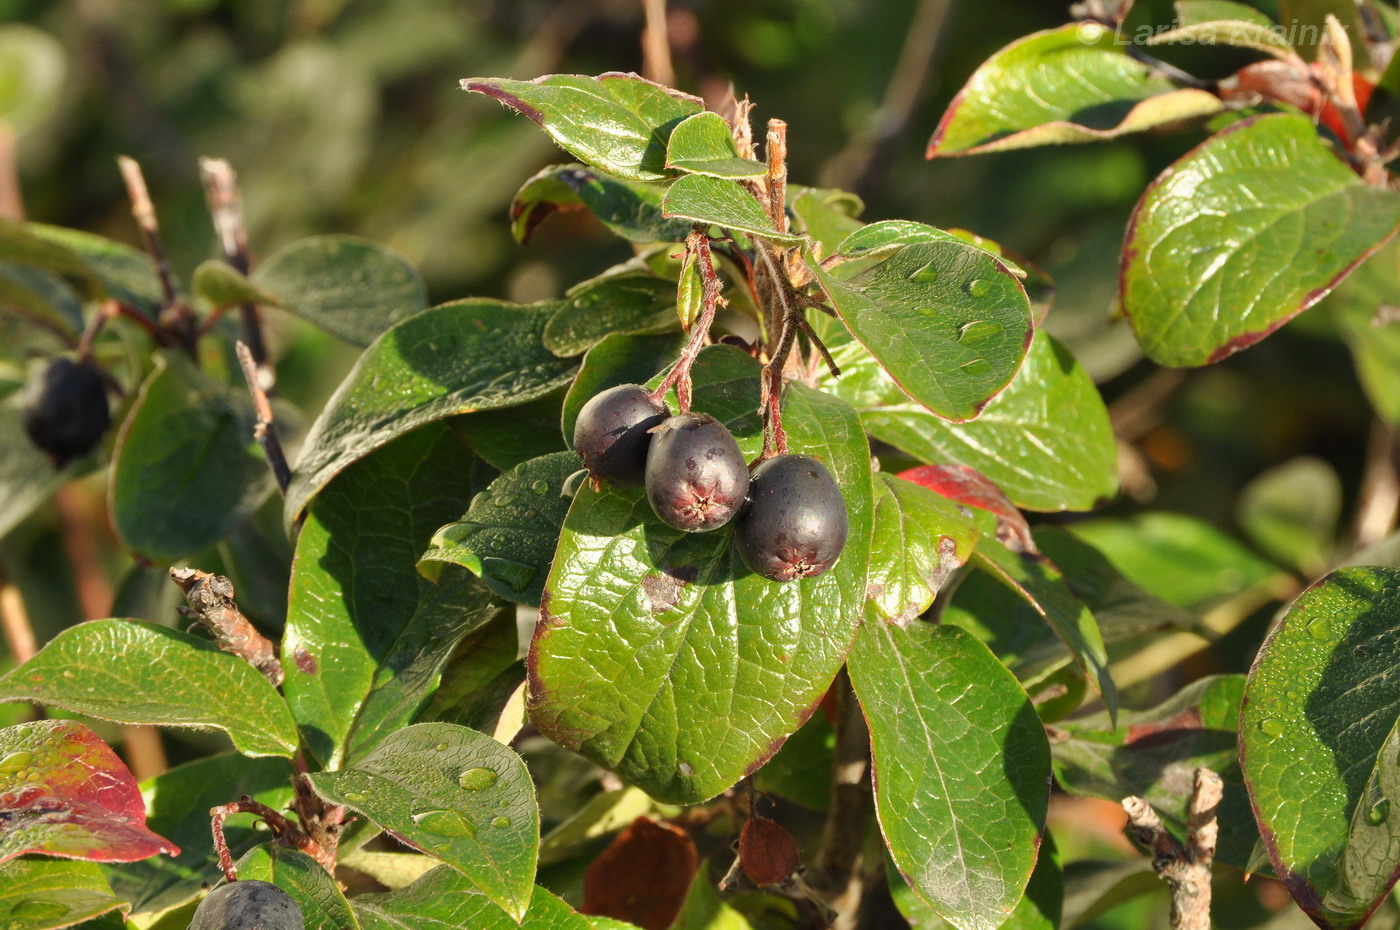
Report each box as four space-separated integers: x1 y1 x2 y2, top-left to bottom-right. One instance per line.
652 226 723 414
210 796 329 882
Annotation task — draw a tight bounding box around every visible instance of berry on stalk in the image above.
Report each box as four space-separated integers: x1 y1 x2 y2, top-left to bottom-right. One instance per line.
645 413 748 532
21 356 110 467
573 383 670 489
190 879 305 930
735 454 847 581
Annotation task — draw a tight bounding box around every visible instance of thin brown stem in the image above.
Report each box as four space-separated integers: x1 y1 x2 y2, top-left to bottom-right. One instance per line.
0 122 23 222
796 316 840 379
811 670 873 921
211 796 329 882
0 564 36 666
640 0 675 87
201 158 269 377
764 120 788 233
651 227 722 413
75 300 118 364
117 157 196 358
236 341 292 496
1122 768 1222 930
170 567 282 685
1352 419 1400 551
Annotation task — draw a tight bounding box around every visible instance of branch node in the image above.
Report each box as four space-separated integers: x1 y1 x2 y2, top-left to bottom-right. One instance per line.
171 567 283 686
1122 767 1221 930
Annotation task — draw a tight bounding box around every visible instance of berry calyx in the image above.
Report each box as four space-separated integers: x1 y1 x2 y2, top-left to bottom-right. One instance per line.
21 356 110 467
573 383 671 489
735 454 847 581
190 879 305 930
645 413 749 532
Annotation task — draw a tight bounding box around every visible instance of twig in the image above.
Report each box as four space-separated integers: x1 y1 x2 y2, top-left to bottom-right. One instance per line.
170 567 283 686
116 157 197 357
811 670 873 923
201 158 270 380
1122 768 1223 930
0 563 36 666
1352 419 1400 551
0 122 23 221
764 120 788 234
640 0 674 87
236 341 292 496
211 796 329 882
75 300 118 364
652 227 723 413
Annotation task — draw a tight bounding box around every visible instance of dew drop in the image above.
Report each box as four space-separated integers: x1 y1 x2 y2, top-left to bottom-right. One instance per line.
959 358 993 376
958 320 1004 344
1309 619 1333 642
677 761 694 777
492 816 512 828
411 809 476 838
0 751 33 775
495 493 518 508
458 767 499 791
435 743 448 752
1368 798 1391 826
524 510 538 520
967 279 992 298
906 261 940 284
1258 717 1286 739
531 480 550 495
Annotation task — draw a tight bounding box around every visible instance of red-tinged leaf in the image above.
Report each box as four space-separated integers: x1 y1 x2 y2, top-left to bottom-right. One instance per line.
739 816 801 887
582 816 698 930
0 720 179 864
898 464 1034 552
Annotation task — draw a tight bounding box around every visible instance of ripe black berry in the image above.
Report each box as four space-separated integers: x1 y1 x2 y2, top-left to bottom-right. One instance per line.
573 383 670 489
645 413 749 532
21 357 110 467
736 454 848 581
191 879 305 930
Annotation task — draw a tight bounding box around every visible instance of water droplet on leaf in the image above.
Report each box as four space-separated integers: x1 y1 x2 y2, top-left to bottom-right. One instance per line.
958 320 1004 344
0 751 33 775
1258 717 1286 739
435 743 448 752
492 816 511 828
458 767 498 791
967 279 992 298
1368 798 1391 826
960 358 992 376
678 761 694 777
906 261 940 284
411 809 476 838
531 480 550 495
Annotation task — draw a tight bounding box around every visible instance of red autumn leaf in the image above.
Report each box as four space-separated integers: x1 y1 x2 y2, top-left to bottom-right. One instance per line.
739 815 800 887
0 720 179 864
1220 61 1376 146
897 464 1035 553
582 816 698 930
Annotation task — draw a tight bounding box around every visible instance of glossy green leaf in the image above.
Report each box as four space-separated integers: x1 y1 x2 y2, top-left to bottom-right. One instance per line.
530 348 873 804
560 333 684 447
1175 1 1275 27
231 846 358 930
509 164 693 245
462 72 703 182
421 451 581 607
0 399 80 540
1123 113 1400 366
308 722 539 921
355 870 591 930
1068 512 1279 609
1241 567 1400 928
832 330 1116 511
252 234 427 347
543 273 677 357
661 174 802 243
111 352 273 563
191 260 282 310
105 753 294 915
809 240 1031 423
283 422 501 767
0 859 126 930
0 620 299 758
790 186 864 258
1051 675 1259 869
665 111 766 179
1146 19 1295 57
0 24 65 134
285 298 577 524
928 23 1223 156
887 837 1061 930
0 720 177 865
422 607 522 735
1237 456 1341 576
972 537 1118 721
0 261 84 335
0 219 103 304
456 392 568 472
1331 240 1400 427
28 224 164 317
849 618 1050 930
867 473 977 624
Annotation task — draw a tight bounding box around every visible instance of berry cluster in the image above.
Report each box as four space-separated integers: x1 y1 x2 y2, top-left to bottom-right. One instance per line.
574 383 848 582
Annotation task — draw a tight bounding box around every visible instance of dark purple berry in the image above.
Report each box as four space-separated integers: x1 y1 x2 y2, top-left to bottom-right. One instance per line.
573 383 669 489
21 357 110 467
645 413 749 532
191 879 305 930
736 454 848 581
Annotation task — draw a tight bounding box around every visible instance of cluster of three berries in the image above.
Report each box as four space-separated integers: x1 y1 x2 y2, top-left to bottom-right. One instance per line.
573 384 848 582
